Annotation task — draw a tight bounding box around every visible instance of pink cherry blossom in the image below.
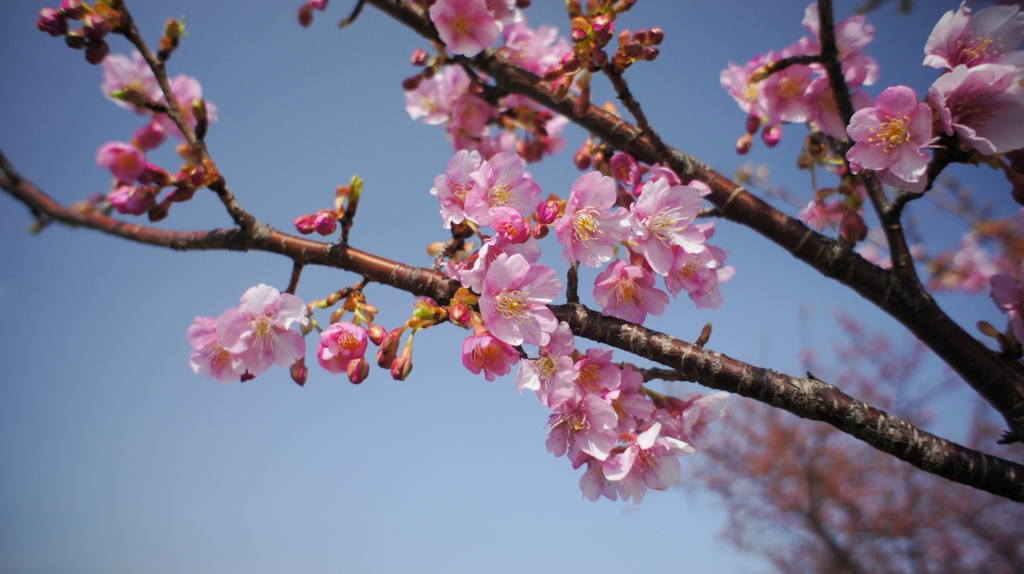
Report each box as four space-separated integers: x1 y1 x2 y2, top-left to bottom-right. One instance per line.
317 321 368 374
462 331 520 381
655 392 728 452
405 64 471 125
610 152 641 187
430 149 483 228
802 4 880 88
924 2 1024 70
465 152 541 225
570 347 621 400
450 233 541 293
516 321 575 400
846 86 933 185
803 76 873 140
429 0 501 57
991 263 1024 342
217 284 308 377
96 141 146 183
578 457 619 501
554 171 631 267
721 54 769 120
664 246 717 297
798 198 846 231
501 19 568 76
489 206 529 244
758 60 815 126
609 366 655 435
101 51 161 113
107 184 157 215
479 253 562 346
928 64 1024 156
188 314 242 383
601 423 694 503
628 178 706 275
546 393 619 461
133 119 166 151
592 260 669 324
155 74 218 140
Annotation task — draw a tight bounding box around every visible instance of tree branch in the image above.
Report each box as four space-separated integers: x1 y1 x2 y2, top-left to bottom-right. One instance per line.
362 0 1024 441
5 155 1023 501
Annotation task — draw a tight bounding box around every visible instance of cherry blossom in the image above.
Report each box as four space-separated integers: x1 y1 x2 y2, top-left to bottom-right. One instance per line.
928 64 1024 156
478 253 562 347
465 152 541 225
516 321 575 401
628 178 705 275
101 51 161 113
428 0 501 58
601 423 695 503
217 284 308 377
461 331 520 382
405 64 471 125
430 149 483 228
991 263 1024 342
609 366 655 435
501 19 568 76
546 393 619 461
578 458 619 501
553 171 630 267
188 314 242 383
96 141 146 183
924 1 1024 70
570 347 621 400
107 184 157 216
801 3 880 88
592 260 669 324
317 321 368 374
846 86 933 186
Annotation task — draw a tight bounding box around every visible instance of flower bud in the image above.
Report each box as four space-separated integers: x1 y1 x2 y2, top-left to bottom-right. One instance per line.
367 324 386 345
559 51 581 73
411 48 429 66
390 354 413 381
735 133 753 155
290 357 308 386
516 0 531 7
144 164 173 187
840 211 867 244
402 74 424 91
61 0 85 20
313 211 337 235
573 145 592 170
298 3 314 27
622 41 643 60
377 328 402 368
641 47 659 62
85 38 109 65
745 115 760 135
348 357 369 384
293 214 318 234
566 0 583 18
83 13 110 40
65 29 87 49
647 27 664 45
134 121 166 151
570 27 587 44
147 197 172 222
591 14 613 44
37 8 68 36
532 221 550 239
449 301 471 328
761 125 782 148
536 199 560 224
551 75 573 100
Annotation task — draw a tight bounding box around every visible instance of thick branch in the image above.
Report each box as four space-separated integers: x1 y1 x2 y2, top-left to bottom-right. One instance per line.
552 302 1024 502
362 0 1024 441
4 159 1023 501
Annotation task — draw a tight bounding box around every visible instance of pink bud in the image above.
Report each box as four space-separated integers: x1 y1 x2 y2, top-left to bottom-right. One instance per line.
298 3 314 27
144 164 173 188
367 323 386 346
293 214 318 235
311 0 328 9
560 51 581 73
85 39 109 64
648 27 664 45
745 115 760 135
591 14 613 44
449 302 471 328
736 133 753 155
82 13 109 40
840 211 868 244
532 221 550 240
108 184 157 216
347 357 369 384
761 125 782 148
411 48 429 66
290 357 308 386
609 152 640 186
377 328 402 368
134 121 166 151
536 199 559 224
313 211 337 236
390 354 413 381
61 0 85 19
570 27 587 44
37 8 68 36
65 30 86 49
573 146 591 170
641 47 659 62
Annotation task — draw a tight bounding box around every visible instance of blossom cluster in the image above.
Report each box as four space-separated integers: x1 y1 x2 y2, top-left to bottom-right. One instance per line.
404 15 570 161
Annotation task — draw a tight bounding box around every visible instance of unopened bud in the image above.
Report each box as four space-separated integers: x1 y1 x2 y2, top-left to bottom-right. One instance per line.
573 145 592 170
390 354 413 381
65 29 87 49
560 51 581 73
839 211 867 244
532 221 550 240
745 115 760 135
591 14 613 44
85 38 110 64
298 3 314 27
622 41 643 60
641 47 659 62
648 27 663 45
537 199 560 224
347 357 369 384
61 0 85 20
570 27 588 43
735 133 753 155
761 125 782 148
449 302 471 328
147 197 172 222
402 74 424 91
290 357 308 386
411 48 429 66
566 0 583 19
83 13 110 40
37 8 68 36
367 324 386 345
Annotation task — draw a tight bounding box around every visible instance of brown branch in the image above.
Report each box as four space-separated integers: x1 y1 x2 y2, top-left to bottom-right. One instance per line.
551 302 1024 502
601 66 671 162
5 157 1024 500
116 4 254 232
362 0 1024 442
286 261 304 295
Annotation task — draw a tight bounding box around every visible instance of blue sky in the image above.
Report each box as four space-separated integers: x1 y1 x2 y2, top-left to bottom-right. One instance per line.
0 1 1014 572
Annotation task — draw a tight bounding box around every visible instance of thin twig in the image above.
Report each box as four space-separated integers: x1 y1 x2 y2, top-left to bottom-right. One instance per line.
286 261 304 295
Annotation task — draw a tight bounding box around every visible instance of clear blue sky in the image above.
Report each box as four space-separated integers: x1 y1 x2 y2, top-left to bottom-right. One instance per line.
0 1 1010 572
